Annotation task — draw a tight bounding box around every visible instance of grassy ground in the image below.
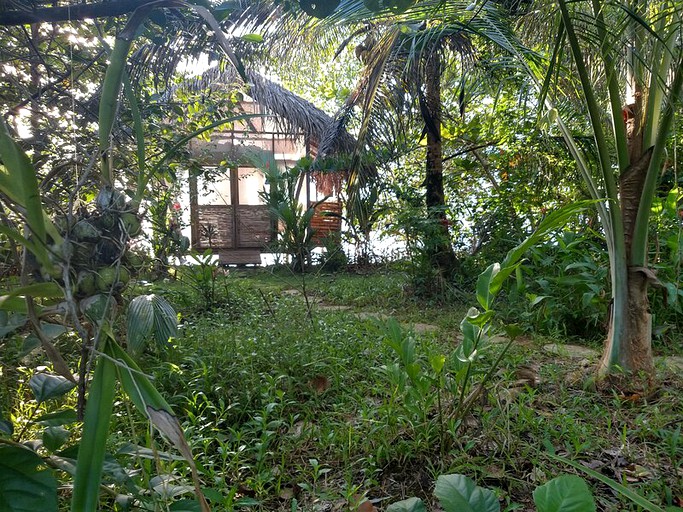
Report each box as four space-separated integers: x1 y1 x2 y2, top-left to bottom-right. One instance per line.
135 267 683 511
1 266 681 511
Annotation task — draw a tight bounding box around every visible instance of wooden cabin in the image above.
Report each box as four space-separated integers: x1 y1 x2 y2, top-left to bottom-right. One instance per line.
187 78 350 265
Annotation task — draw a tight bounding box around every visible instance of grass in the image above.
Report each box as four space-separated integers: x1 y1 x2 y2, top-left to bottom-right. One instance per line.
129 268 683 511
1 267 681 511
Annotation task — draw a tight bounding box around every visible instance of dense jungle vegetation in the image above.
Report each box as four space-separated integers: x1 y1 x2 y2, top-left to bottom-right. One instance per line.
0 0 681 510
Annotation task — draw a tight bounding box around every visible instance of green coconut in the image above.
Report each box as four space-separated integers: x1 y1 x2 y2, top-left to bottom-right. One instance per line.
94 239 123 265
93 212 118 231
123 250 146 273
48 240 70 264
53 214 74 234
80 294 117 325
76 271 97 296
96 266 130 292
71 242 95 269
95 186 127 213
179 235 190 252
71 220 101 243
120 212 142 237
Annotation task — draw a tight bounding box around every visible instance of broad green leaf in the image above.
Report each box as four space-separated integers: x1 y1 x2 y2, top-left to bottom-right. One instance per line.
19 335 41 357
502 324 524 340
126 295 155 355
36 409 78 427
466 309 495 327
386 497 428 512
434 473 500 512
42 426 71 452
0 282 64 310
103 337 208 510
151 294 178 345
501 201 597 272
0 295 30 314
0 413 13 436
127 294 178 355
533 475 595 512
476 263 500 310
40 323 68 340
0 120 47 250
460 312 485 346
29 373 76 403
430 353 446 373
169 500 203 511
0 444 57 512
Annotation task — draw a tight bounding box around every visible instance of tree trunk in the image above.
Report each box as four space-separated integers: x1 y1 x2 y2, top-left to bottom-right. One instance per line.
599 267 656 387
423 48 458 276
598 94 656 388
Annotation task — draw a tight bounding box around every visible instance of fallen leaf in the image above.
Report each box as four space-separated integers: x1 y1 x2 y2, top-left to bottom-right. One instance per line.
310 375 330 393
356 500 377 512
279 487 294 500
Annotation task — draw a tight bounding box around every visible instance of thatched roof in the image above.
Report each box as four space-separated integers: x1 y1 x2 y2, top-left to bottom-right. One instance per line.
184 66 358 159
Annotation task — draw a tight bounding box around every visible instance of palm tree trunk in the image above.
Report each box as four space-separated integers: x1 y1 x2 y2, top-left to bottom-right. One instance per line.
598 93 655 386
424 48 458 276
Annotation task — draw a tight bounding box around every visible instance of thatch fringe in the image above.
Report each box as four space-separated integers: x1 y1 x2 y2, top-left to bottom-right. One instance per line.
182 66 357 156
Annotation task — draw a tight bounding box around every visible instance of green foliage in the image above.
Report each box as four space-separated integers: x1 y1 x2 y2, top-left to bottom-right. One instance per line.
257 156 321 272
317 234 348 272
504 231 610 339
434 473 500 512
0 444 57 512
387 497 429 512
388 470 677 512
126 294 178 356
28 373 76 404
175 251 223 312
533 475 596 512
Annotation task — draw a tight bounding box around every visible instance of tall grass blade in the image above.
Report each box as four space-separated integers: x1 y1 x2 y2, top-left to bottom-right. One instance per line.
70 355 117 512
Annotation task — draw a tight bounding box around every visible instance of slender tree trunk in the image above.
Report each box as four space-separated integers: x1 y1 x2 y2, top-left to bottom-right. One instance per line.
424 48 458 276
598 92 655 387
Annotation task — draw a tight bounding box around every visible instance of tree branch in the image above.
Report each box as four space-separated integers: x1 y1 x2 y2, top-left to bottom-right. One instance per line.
0 0 160 25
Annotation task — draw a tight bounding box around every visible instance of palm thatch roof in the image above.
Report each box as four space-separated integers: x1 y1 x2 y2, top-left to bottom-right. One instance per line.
183 66 357 159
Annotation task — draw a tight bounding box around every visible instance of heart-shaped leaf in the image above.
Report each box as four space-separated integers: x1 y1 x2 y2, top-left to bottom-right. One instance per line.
434 474 500 512
533 474 596 512
42 426 71 452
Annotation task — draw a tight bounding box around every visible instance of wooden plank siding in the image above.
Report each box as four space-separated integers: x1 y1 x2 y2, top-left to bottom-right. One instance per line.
310 201 342 245
195 205 272 250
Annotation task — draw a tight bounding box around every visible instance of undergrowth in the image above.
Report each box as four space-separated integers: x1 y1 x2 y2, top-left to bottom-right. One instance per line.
133 269 683 511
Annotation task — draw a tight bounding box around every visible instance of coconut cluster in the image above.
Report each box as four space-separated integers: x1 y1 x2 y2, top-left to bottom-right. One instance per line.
51 186 144 321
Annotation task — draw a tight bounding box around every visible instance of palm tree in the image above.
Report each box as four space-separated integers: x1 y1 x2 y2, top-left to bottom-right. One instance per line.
300 0 683 388
545 0 683 386
313 21 471 277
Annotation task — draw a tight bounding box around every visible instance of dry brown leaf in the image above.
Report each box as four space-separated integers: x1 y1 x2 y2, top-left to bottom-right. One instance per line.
356 499 378 512
310 375 330 393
